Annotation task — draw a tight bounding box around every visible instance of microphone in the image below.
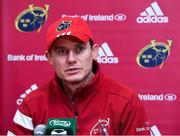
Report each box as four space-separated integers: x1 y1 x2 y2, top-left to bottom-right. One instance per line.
45 118 76 135
34 124 46 136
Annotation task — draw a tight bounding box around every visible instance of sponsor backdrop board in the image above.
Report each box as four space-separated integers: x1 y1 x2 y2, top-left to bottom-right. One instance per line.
1 0 180 135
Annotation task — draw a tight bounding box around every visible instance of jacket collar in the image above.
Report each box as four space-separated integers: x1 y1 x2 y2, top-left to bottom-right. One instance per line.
51 60 103 99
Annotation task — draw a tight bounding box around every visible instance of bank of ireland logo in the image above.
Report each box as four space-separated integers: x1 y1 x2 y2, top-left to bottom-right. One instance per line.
136 1 169 23
96 42 119 64
15 4 49 32
136 40 172 68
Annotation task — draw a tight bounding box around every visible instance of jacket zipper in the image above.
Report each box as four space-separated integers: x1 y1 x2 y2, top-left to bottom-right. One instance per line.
72 99 80 134
75 110 80 133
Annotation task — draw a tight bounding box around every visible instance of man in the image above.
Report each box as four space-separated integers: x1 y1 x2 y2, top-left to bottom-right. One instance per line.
8 17 150 135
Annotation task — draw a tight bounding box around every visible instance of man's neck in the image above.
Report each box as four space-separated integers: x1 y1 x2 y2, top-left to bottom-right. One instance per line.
62 72 94 100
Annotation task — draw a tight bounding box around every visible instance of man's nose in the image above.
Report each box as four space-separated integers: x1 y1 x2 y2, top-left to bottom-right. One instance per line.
67 51 76 63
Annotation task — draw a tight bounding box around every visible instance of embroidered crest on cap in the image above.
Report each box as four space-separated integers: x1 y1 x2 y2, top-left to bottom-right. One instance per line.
57 21 72 31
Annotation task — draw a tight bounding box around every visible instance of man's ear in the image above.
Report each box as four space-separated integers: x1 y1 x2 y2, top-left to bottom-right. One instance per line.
45 51 54 65
92 43 99 60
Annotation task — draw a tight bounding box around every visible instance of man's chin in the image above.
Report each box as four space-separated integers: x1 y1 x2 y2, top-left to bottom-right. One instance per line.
64 77 83 84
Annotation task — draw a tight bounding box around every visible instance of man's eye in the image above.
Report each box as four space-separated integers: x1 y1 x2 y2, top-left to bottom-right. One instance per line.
56 48 67 55
75 46 85 53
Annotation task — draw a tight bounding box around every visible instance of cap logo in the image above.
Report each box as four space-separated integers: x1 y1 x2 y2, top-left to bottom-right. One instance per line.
57 20 72 31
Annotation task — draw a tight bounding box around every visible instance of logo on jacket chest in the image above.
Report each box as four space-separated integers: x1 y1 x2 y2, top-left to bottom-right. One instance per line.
90 118 110 136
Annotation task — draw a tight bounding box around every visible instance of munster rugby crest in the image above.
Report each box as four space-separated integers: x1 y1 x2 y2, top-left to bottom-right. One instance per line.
57 21 72 31
15 4 49 32
90 118 110 136
136 40 172 68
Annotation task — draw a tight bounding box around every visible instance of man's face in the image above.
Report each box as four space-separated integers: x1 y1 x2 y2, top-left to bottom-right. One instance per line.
46 36 98 84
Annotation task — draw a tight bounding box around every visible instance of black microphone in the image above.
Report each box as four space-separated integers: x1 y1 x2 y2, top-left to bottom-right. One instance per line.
45 118 76 135
34 124 46 136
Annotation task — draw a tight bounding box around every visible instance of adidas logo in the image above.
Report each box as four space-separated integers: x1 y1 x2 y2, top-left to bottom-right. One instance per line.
16 84 38 105
136 1 169 23
96 42 119 64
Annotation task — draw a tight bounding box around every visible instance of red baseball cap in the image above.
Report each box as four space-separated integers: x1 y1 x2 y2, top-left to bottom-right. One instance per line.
46 16 94 50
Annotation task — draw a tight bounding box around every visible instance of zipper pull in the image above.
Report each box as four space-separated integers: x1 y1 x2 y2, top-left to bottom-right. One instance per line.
75 111 78 118
75 111 80 133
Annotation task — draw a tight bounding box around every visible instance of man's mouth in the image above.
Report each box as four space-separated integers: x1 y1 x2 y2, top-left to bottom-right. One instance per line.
65 68 82 75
